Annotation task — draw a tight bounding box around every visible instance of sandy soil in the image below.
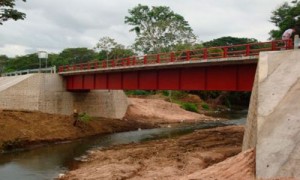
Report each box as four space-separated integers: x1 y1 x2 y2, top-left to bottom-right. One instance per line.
61 125 247 180
124 98 214 124
0 109 153 152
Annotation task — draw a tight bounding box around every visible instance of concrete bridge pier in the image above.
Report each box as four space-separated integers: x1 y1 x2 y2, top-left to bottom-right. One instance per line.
243 49 300 178
0 74 128 119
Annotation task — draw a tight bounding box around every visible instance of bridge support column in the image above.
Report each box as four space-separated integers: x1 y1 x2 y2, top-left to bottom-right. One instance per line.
73 90 128 119
243 49 300 178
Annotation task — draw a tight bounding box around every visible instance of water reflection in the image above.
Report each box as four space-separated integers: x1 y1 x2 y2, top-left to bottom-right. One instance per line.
0 110 247 180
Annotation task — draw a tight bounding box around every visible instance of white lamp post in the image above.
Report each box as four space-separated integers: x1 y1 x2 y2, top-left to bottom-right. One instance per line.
37 51 48 72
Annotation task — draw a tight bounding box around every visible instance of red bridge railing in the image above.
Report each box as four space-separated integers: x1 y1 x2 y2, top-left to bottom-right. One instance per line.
58 40 293 73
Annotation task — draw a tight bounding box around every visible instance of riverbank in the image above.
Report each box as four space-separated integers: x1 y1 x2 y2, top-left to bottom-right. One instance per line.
124 97 215 125
0 97 214 152
0 109 154 152
60 125 254 179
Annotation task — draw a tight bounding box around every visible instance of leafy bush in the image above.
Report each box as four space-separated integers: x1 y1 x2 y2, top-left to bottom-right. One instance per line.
181 102 199 113
161 90 169 96
125 90 154 96
201 102 210 110
78 112 91 123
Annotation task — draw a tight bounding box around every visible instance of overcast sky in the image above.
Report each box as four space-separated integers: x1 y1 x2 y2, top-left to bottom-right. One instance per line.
0 0 286 57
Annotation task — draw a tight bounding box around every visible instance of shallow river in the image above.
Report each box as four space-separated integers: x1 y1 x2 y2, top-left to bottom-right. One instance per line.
0 110 247 180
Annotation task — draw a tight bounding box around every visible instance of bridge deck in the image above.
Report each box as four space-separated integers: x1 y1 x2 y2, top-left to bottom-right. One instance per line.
57 40 292 91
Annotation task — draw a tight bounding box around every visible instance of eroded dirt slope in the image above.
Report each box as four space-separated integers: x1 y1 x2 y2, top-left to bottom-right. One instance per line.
61 126 244 180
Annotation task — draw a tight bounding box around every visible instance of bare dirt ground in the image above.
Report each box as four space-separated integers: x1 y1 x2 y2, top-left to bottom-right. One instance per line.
124 97 214 124
0 109 153 152
61 126 252 180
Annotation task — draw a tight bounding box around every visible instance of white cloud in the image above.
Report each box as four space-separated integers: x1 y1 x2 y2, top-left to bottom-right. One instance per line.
0 44 29 57
0 0 285 57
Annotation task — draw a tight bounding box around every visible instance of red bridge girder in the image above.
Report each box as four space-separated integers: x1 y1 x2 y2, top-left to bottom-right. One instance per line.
65 64 256 91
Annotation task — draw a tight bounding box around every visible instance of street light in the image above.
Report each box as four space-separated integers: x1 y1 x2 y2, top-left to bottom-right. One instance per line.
37 51 48 72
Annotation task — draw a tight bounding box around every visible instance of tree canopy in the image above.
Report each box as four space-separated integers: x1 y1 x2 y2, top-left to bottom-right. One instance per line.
125 4 196 54
269 1 300 39
202 36 258 47
95 37 135 60
0 0 26 25
52 48 97 66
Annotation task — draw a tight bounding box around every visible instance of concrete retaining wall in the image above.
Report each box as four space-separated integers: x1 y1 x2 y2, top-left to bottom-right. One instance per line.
0 74 128 119
243 50 300 178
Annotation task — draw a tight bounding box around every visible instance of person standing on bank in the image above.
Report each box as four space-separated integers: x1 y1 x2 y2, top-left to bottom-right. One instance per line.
282 27 295 40
73 109 79 126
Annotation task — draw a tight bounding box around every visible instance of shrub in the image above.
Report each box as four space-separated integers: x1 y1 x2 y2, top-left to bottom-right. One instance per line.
161 90 169 96
201 102 210 110
78 112 91 123
125 90 153 96
181 102 199 113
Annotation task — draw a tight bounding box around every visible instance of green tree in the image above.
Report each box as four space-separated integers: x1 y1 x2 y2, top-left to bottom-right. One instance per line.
4 53 39 72
109 45 135 59
0 0 26 25
0 55 9 73
125 4 196 53
95 37 135 60
203 36 258 47
269 1 300 39
53 48 96 66
95 37 118 60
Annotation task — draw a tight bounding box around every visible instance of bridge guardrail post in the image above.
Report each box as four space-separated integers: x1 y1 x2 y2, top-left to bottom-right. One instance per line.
203 49 208 59
170 52 175 62
127 58 130 66
144 55 147 64
111 60 115 67
121 59 125 66
223 47 228 58
271 41 276 50
186 51 190 61
132 57 136 65
246 45 250 56
156 54 160 63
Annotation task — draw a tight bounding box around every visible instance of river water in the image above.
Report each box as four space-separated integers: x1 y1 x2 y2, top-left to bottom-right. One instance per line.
0 110 247 180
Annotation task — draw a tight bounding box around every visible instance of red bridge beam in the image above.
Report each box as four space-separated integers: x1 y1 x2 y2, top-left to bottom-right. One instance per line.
65 64 257 91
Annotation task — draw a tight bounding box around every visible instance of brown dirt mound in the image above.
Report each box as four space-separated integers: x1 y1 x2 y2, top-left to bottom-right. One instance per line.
61 125 244 180
182 148 255 180
124 98 214 124
0 109 154 151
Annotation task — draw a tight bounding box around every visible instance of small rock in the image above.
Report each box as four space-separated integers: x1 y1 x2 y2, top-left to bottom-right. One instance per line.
58 173 65 178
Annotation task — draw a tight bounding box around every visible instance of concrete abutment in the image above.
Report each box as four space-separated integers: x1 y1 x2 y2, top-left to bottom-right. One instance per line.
243 49 300 178
0 74 128 119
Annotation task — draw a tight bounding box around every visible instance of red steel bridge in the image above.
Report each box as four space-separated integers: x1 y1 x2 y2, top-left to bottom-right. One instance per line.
59 40 293 92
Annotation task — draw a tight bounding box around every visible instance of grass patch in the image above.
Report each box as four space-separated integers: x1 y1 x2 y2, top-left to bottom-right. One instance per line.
201 102 210 110
125 90 154 96
180 102 199 113
78 112 91 123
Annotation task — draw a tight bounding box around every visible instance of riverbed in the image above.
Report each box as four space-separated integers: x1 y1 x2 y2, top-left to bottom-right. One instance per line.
0 110 247 180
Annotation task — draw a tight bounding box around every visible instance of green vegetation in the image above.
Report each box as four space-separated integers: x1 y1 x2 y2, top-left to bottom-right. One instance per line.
180 102 199 113
125 4 196 53
0 0 26 25
201 102 210 110
269 1 300 39
78 112 91 123
125 90 155 96
95 37 135 60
